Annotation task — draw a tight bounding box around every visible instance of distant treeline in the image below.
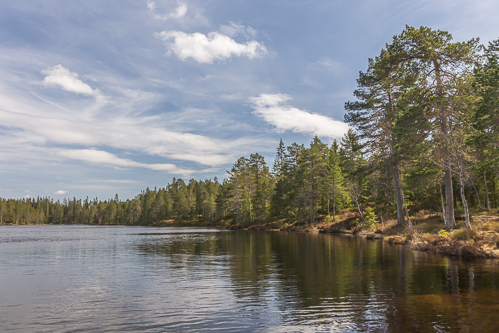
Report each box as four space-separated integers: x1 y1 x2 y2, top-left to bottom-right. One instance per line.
2 26 499 230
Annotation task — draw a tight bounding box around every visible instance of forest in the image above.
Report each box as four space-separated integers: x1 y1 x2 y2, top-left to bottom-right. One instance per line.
1 26 499 231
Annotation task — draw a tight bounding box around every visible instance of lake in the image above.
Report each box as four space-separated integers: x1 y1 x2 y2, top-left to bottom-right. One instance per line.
0 225 498 332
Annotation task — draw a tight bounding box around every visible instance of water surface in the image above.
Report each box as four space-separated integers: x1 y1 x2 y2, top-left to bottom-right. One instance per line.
1 225 498 332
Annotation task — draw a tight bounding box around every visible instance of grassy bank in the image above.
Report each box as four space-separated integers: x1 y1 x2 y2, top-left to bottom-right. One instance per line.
221 209 499 259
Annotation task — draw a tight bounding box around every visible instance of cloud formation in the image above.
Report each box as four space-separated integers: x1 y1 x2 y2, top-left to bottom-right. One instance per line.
57 149 196 176
147 1 187 20
250 94 349 139
0 107 246 167
156 30 267 63
54 190 67 195
41 65 99 96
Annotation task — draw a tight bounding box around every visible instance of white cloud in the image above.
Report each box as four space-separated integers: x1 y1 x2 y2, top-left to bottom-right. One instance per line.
41 65 99 96
56 148 196 176
168 153 232 166
148 1 187 20
147 1 156 11
171 2 188 18
0 108 255 167
54 190 67 195
24 195 31 199
0 58 267 196
156 30 267 63
250 93 349 139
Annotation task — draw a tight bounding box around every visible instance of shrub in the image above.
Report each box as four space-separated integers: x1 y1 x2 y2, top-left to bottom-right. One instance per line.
357 208 379 232
438 229 450 237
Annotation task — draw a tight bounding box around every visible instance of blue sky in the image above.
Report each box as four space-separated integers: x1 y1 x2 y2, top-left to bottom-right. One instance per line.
1 0 498 200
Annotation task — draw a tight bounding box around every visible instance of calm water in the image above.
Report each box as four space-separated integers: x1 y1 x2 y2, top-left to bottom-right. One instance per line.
1 226 498 332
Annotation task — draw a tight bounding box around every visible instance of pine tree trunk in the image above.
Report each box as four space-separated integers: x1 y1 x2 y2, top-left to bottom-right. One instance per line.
495 178 498 208
454 156 471 231
355 199 365 223
401 190 412 230
472 184 482 209
333 197 336 222
484 171 490 211
310 205 314 225
448 119 471 230
440 183 446 225
459 175 472 231
249 197 253 223
434 59 455 230
443 155 455 229
393 166 405 225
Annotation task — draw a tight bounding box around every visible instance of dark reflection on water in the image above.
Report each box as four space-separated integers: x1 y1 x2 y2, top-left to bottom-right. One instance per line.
1 226 498 332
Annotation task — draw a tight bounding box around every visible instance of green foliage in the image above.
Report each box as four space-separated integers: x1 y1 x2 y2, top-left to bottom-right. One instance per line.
438 229 450 237
363 207 379 231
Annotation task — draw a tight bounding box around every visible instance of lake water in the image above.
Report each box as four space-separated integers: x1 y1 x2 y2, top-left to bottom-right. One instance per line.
0 225 498 332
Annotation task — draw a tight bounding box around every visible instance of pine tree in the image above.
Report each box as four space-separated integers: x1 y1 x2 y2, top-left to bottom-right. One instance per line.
324 140 347 221
472 38 499 211
345 47 414 226
340 129 366 221
388 26 479 229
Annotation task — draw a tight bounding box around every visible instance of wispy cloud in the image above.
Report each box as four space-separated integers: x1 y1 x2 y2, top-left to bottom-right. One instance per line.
54 190 67 195
250 93 349 139
171 2 188 18
147 0 156 11
156 30 268 64
57 148 197 176
41 65 100 96
148 0 188 20
0 107 251 167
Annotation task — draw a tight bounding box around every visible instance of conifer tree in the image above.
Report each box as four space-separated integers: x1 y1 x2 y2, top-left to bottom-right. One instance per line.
387 26 479 229
324 140 347 221
472 38 499 211
340 129 366 221
345 46 415 226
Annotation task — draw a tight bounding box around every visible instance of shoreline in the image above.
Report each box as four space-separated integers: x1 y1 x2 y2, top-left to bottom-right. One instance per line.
4 216 499 259
221 214 499 259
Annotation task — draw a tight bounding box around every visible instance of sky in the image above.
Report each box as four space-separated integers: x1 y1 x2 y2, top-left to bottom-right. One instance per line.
1 0 499 201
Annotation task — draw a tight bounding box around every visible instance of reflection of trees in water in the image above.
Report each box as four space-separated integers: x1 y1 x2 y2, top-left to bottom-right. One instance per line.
134 231 499 331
